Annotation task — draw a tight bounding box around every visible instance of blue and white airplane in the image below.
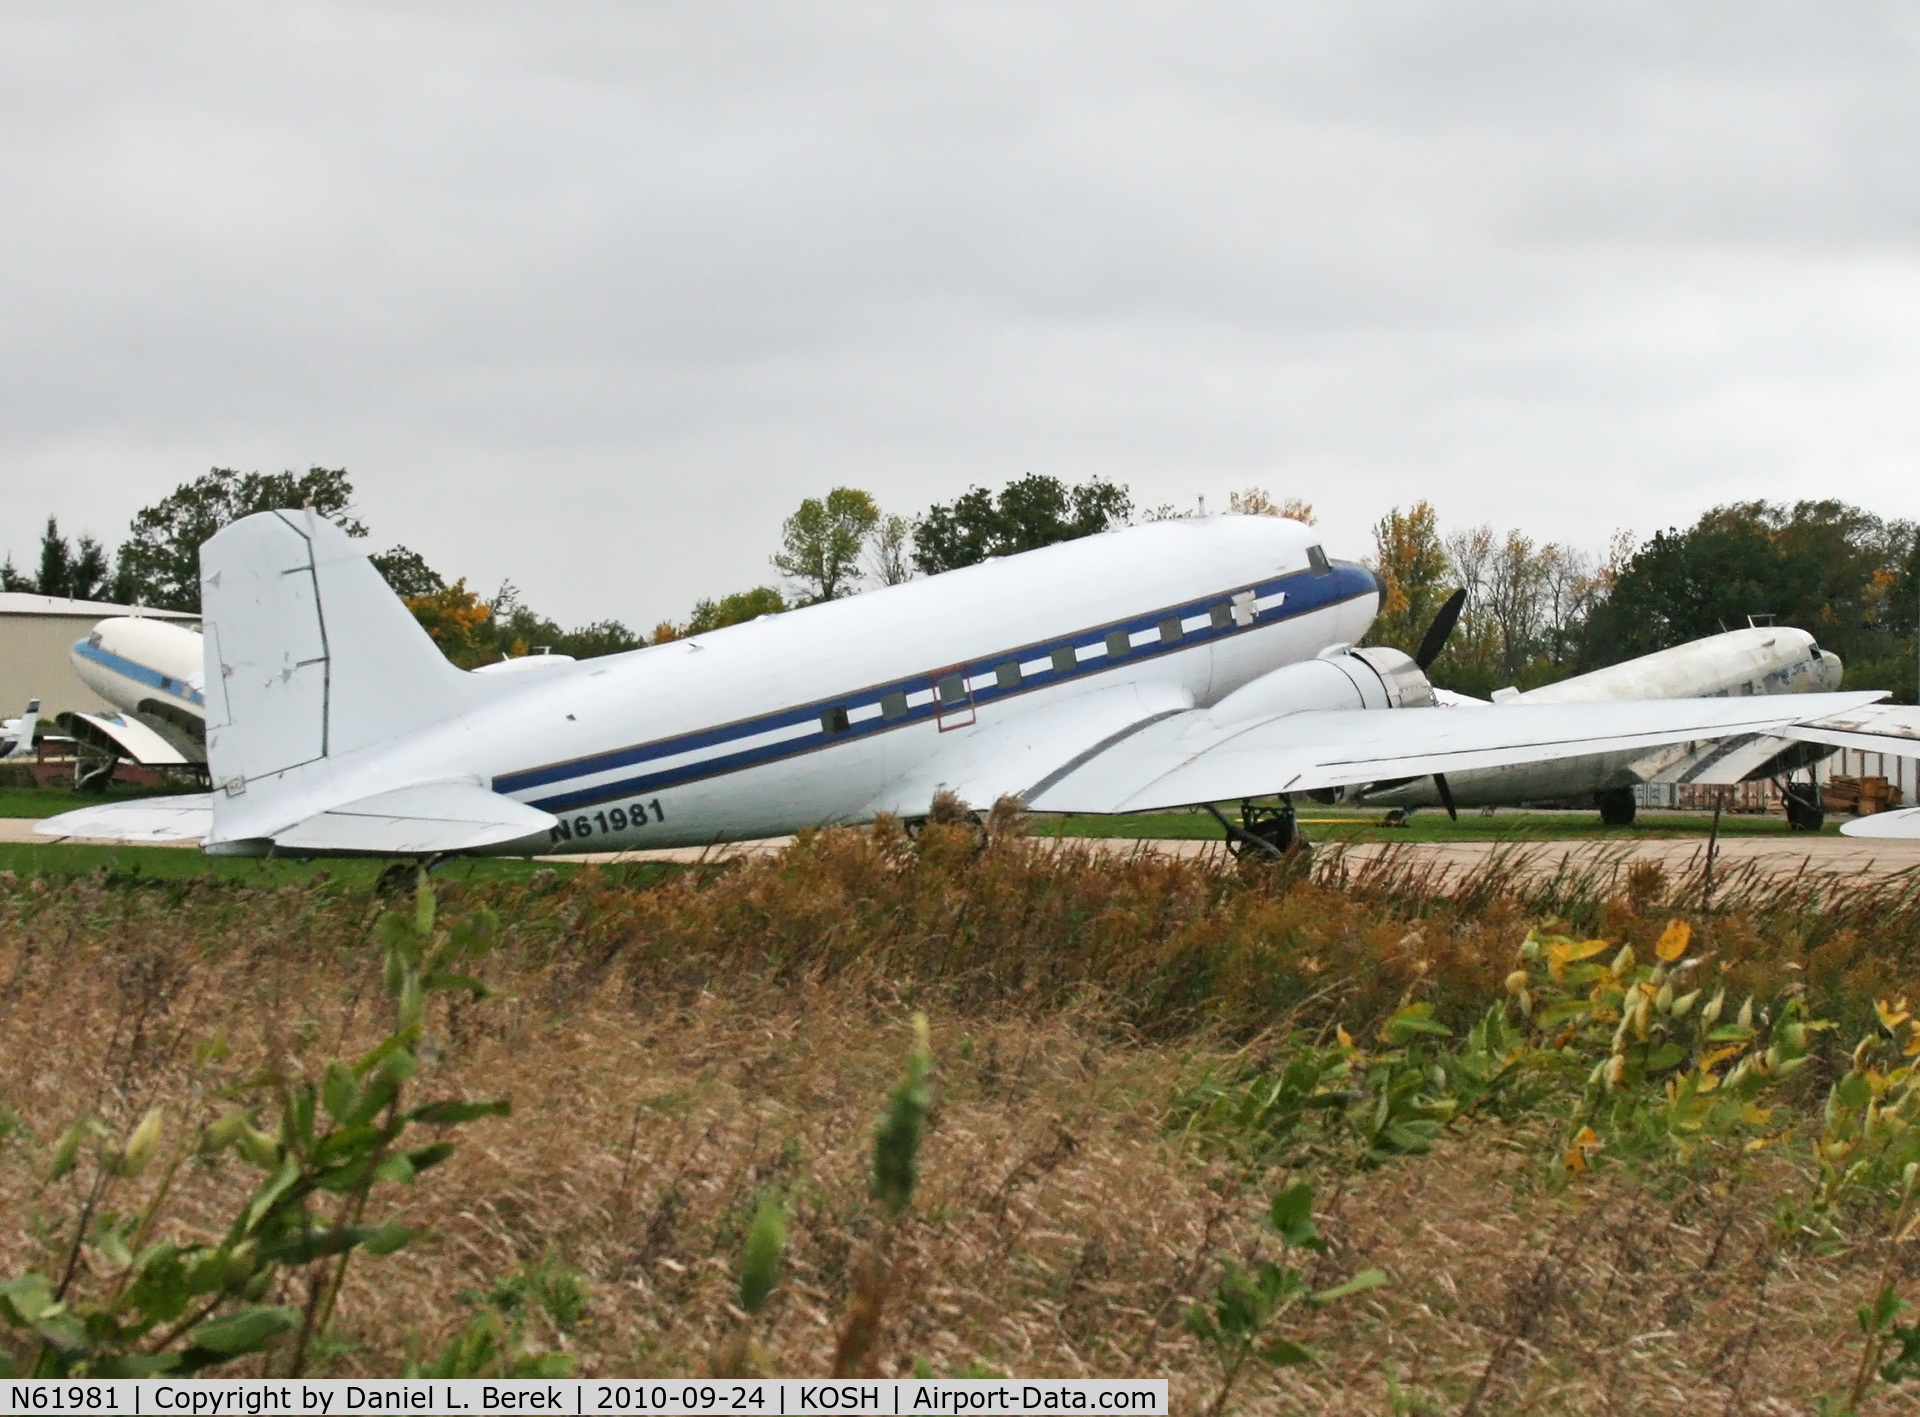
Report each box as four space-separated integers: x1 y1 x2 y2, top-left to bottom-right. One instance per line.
63 616 209 784
37 508 1920 856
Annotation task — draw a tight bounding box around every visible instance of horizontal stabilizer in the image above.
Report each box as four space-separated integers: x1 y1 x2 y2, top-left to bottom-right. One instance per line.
268 781 557 856
36 794 213 844
1840 807 1920 840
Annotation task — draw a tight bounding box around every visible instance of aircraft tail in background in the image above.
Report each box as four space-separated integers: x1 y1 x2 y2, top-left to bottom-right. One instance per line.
0 699 39 760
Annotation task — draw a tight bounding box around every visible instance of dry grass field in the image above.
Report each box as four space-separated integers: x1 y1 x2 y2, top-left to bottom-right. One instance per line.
6 818 1920 1412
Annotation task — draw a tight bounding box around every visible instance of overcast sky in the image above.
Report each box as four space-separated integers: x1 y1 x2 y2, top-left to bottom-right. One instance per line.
2 4 1917 626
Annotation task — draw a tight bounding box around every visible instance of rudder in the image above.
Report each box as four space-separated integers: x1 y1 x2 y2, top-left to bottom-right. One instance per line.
201 509 481 797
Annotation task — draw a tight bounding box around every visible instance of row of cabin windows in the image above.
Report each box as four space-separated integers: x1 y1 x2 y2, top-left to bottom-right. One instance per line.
817 595 1262 734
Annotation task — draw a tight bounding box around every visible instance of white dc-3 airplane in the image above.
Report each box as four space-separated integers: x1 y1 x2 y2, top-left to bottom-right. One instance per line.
37 508 1920 856
64 615 210 785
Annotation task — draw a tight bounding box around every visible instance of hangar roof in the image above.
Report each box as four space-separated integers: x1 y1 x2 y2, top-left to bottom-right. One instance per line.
0 593 195 620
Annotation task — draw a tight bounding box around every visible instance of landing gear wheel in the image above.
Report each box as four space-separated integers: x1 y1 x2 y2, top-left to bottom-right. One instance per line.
1781 779 1825 832
1206 800 1307 862
1597 787 1637 828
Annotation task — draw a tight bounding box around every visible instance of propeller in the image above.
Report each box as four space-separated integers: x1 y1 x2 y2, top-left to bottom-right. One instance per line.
1414 587 1468 671
1417 588 1468 820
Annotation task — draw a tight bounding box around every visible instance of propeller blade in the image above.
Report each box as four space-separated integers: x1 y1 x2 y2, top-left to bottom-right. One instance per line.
1433 772 1458 822
1414 588 1469 671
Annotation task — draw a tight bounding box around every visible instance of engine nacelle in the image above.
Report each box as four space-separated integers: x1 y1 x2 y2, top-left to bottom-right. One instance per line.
1206 645 1433 727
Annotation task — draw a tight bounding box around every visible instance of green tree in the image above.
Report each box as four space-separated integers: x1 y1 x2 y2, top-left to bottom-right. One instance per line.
15 517 112 601
686 586 787 634
1582 500 1917 699
114 467 366 612
371 545 445 598
868 513 914 586
773 488 880 604
551 620 644 658
911 474 1132 574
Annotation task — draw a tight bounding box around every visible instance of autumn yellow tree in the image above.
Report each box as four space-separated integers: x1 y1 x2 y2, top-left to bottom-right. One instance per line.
405 580 496 668
1228 488 1315 523
1367 502 1451 654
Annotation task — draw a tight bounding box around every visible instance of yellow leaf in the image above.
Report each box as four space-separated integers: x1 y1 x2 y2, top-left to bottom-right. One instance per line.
1903 1032 1920 1058
1336 1024 1354 1049
1655 919 1691 963
1563 1126 1599 1175
1562 938 1614 963
1877 998 1912 1033
1700 1044 1746 1070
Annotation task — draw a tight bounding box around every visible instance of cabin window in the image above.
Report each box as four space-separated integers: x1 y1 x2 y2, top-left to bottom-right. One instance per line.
938 674 968 704
1210 603 1233 629
1106 630 1132 659
880 691 908 720
1158 617 1183 645
996 661 1021 689
1052 646 1078 674
820 706 850 734
1306 544 1331 574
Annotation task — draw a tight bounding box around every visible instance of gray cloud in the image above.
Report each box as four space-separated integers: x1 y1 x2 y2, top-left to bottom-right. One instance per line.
2 3 1917 625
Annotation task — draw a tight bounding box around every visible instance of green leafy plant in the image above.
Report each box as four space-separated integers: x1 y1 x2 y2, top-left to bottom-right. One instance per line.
0 873 508 1377
409 1253 584 1379
1185 1181 1385 1417
832 1015 933 1379
714 1191 788 1377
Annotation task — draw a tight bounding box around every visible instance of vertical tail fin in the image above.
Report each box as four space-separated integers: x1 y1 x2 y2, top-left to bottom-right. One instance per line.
1 699 38 760
200 509 482 798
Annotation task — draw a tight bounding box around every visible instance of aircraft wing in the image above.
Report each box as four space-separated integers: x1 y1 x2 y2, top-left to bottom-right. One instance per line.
1778 702 1920 756
1841 808 1920 840
64 711 198 767
1026 691 1892 815
35 793 214 844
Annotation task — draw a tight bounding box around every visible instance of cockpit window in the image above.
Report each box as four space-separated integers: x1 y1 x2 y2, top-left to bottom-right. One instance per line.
1306 544 1331 574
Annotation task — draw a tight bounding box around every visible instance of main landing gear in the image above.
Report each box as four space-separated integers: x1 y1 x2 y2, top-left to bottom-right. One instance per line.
1777 775 1825 832
1597 787 1637 827
1205 799 1305 861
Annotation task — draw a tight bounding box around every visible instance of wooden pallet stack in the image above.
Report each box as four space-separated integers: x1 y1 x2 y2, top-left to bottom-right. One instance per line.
1823 775 1902 816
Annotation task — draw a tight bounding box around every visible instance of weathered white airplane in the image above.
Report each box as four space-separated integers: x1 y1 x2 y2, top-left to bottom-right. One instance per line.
1357 625 1843 828
36 508 1920 858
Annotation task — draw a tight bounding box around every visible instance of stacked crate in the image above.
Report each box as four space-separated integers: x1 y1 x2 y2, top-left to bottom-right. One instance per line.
1823 775 1902 816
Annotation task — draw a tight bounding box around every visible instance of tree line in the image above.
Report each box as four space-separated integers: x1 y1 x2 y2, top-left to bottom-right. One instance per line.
1369 499 1920 701
6 467 1916 699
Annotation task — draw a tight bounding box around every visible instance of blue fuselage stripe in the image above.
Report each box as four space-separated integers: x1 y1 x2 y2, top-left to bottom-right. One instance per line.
73 639 205 708
501 562 1375 814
